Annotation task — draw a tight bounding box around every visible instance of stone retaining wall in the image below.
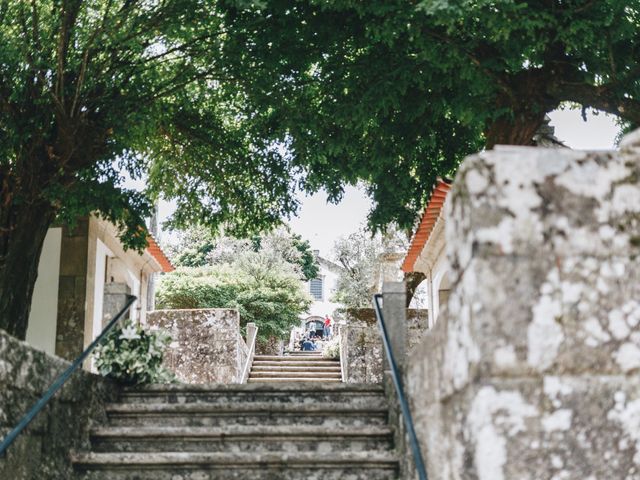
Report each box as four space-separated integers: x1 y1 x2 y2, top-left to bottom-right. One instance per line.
340 308 428 383
147 308 246 384
405 131 640 479
0 329 116 479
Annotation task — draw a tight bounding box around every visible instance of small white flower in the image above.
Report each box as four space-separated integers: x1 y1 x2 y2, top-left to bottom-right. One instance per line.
119 324 141 340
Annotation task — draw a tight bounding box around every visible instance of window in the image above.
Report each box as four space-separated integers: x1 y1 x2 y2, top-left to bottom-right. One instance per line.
309 277 323 300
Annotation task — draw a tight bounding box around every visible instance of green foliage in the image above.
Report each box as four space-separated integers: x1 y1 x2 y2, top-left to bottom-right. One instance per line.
93 321 175 385
0 0 303 250
156 252 312 341
332 230 384 308
165 226 319 281
217 0 638 228
332 224 409 308
322 335 341 360
291 234 320 282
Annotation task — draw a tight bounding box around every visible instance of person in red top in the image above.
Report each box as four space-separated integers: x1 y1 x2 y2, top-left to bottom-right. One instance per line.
323 315 332 339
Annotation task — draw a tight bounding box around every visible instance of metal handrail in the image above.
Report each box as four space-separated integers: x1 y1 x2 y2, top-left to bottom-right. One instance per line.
0 295 137 457
373 293 428 480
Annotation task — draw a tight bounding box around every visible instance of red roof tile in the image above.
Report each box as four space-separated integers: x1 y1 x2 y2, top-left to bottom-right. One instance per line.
146 234 174 272
401 179 452 273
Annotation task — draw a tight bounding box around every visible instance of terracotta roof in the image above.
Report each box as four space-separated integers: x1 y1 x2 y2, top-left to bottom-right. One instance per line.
146 234 174 272
401 179 452 273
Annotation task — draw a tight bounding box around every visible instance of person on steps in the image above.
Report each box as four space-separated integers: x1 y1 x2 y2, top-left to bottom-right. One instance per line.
302 337 317 351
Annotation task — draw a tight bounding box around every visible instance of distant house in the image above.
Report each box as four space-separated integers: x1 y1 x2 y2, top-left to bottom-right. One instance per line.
301 253 343 336
401 179 452 328
26 215 173 360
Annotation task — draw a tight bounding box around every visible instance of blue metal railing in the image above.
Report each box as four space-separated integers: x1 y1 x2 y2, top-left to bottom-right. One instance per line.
373 293 428 480
0 295 137 457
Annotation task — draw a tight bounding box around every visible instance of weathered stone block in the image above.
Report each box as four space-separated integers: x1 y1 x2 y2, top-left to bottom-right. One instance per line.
406 131 640 480
147 309 246 384
0 328 117 480
340 308 428 384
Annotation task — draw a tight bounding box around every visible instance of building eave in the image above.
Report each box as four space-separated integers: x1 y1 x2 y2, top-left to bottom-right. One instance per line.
401 179 452 273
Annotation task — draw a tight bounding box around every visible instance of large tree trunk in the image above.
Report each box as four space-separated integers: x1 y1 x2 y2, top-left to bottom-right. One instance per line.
484 108 547 148
0 194 56 339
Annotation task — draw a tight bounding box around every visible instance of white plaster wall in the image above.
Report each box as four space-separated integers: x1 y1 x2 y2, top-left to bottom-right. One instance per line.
430 253 450 327
26 228 62 355
305 263 341 318
91 239 113 340
412 214 449 328
83 216 163 352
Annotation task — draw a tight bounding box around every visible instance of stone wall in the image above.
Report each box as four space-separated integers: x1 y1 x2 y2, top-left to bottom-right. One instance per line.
340 308 428 383
55 219 90 361
147 309 246 384
406 132 640 480
0 329 116 479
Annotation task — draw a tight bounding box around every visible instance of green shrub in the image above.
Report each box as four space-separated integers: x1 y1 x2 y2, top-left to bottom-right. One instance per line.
156 252 311 341
323 335 341 359
93 321 176 384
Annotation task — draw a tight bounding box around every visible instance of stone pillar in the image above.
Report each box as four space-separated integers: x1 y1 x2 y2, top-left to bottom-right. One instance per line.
406 130 640 480
382 282 407 374
246 322 257 346
55 219 89 360
102 282 131 327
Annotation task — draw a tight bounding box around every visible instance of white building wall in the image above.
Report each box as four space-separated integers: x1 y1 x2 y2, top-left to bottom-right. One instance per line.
304 261 342 319
413 215 449 328
26 228 62 355
83 216 163 351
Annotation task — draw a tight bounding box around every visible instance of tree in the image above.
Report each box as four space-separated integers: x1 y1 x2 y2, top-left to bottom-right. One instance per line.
333 230 383 309
332 224 424 308
217 0 638 228
0 1 301 338
156 252 312 343
165 226 319 281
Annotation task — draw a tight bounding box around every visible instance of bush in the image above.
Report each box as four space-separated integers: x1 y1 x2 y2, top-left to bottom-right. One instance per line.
323 335 341 359
93 321 176 384
156 252 311 342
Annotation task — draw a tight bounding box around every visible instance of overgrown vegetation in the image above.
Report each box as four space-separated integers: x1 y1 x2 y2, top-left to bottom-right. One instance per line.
332 224 425 307
93 321 175 385
218 0 638 228
156 248 312 342
166 227 319 281
3 0 638 340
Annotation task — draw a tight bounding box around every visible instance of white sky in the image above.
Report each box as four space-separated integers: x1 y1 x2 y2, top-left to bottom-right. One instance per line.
158 107 621 256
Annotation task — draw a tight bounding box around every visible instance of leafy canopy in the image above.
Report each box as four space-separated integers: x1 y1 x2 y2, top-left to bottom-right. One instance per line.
165 226 319 281
217 0 639 228
0 0 302 250
332 224 410 308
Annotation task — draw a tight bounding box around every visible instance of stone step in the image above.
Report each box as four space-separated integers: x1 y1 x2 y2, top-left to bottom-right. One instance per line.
73 451 399 480
105 402 389 428
249 371 342 379
253 360 340 367
248 377 342 383
118 383 379 404
254 355 328 361
90 425 393 453
251 365 342 373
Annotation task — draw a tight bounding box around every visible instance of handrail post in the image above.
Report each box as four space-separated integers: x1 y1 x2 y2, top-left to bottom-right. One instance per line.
373 293 428 480
382 282 407 376
246 322 257 348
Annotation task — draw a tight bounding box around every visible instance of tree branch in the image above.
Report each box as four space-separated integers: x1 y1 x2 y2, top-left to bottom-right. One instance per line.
549 82 640 125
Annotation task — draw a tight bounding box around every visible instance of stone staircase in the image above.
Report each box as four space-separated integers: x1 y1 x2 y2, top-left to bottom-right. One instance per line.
72 383 399 479
248 351 342 383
